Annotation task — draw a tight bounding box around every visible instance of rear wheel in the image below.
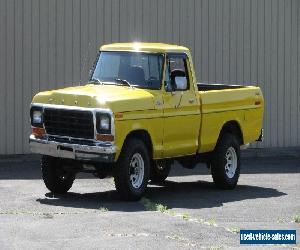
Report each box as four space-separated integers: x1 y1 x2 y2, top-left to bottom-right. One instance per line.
41 156 75 194
211 133 240 189
113 138 150 201
150 160 171 183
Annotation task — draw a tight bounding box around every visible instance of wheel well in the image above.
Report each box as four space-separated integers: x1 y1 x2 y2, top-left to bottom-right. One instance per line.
124 130 153 159
219 121 244 145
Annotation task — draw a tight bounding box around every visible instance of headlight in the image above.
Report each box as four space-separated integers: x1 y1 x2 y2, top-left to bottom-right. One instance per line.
30 107 43 128
96 113 111 134
33 111 42 124
100 116 110 130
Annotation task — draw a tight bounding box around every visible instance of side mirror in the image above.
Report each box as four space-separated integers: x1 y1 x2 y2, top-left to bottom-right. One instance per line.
174 76 187 90
170 69 187 91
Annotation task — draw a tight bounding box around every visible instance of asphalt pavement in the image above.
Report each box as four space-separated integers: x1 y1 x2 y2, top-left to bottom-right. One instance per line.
0 155 299 249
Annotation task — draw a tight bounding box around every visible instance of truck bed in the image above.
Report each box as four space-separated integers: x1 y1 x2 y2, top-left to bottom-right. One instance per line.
197 83 246 91
197 83 264 153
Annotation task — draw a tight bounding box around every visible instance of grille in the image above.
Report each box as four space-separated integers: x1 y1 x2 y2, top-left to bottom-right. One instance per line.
43 108 94 139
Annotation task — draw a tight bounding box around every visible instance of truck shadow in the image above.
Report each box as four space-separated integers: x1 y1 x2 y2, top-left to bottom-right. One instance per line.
1 156 299 180
36 180 286 212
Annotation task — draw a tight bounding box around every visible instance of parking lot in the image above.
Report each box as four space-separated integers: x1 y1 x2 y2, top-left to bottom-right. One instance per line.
0 154 299 249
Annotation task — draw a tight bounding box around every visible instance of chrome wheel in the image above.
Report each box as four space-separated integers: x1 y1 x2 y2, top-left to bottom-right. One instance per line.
225 147 237 178
129 153 145 189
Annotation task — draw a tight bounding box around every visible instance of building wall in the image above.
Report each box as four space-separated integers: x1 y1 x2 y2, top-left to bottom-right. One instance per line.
0 0 299 154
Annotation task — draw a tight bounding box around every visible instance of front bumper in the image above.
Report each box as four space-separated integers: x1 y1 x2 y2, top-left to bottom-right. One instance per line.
29 135 116 162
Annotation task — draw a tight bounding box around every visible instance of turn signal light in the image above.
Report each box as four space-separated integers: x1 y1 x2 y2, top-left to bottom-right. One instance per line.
96 134 114 142
115 112 123 119
32 127 46 137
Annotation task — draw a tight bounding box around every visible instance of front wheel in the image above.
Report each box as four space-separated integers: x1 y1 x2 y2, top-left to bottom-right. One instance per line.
211 133 240 189
41 156 75 194
113 138 150 201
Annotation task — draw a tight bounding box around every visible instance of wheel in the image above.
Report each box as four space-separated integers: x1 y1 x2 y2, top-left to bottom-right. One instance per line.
113 138 150 201
41 156 75 194
211 133 240 189
150 160 171 183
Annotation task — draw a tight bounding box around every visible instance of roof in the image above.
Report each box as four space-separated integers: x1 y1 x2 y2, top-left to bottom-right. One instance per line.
100 42 189 53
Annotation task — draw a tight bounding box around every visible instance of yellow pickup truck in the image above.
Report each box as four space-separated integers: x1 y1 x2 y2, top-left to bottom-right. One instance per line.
29 43 264 200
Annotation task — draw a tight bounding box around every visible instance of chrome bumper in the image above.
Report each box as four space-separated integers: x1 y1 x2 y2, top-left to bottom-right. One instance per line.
29 135 116 162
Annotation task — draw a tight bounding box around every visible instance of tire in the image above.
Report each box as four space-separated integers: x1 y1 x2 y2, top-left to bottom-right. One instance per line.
150 160 171 183
211 133 240 189
113 138 150 201
41 156 75 194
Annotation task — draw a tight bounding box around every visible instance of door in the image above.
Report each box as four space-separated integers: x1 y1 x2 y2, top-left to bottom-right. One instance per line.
162 53 201 157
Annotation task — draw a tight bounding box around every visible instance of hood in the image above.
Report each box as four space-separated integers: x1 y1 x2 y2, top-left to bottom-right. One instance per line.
32 84 156 112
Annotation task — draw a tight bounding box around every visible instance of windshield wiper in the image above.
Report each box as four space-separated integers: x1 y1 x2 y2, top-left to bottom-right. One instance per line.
90 78 103 85
115 78 132 87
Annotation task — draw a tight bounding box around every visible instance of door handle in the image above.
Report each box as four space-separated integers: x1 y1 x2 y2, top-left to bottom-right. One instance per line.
156 100 162 106
189 98 195 103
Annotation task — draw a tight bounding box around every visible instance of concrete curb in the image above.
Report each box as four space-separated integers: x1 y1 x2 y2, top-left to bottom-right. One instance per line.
0 154 40 163
241 147 300 159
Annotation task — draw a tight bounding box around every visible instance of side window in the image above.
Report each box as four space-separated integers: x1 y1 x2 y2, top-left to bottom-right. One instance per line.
166 54 189 91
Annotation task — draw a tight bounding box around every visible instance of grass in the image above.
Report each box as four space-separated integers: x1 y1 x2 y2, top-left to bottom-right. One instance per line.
141 197 249 239
140 197 168 213
166 233 181 241
182 213 190 221
293 215 300 223
227 227 240 234
156 204 168 213
166 210 176 216
99 207 109 212
206 218 217 227
277 218 285 224
141 198 222 228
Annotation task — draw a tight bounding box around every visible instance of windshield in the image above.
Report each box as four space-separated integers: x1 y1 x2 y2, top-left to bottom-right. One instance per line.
91 51 164 89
